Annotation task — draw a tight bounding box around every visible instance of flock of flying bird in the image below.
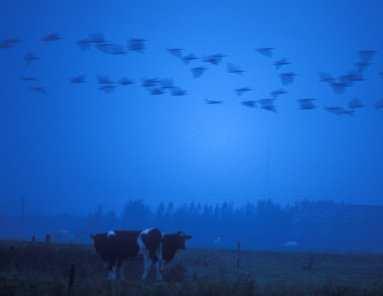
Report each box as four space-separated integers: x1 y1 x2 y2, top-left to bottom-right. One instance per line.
1 33 383 116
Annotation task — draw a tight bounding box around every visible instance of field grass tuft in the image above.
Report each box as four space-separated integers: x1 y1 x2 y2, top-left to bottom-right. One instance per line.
1 241 383 296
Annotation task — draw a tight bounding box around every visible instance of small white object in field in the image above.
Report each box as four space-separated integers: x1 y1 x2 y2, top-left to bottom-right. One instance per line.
283 241 299 247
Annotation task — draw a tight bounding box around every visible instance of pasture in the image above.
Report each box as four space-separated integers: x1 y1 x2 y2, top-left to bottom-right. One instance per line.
1 240 383 295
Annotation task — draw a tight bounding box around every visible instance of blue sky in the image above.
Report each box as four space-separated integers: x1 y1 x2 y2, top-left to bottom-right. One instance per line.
1 0 382 214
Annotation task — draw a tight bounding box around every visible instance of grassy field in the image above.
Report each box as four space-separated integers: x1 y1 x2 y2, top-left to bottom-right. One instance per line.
1 240 383 295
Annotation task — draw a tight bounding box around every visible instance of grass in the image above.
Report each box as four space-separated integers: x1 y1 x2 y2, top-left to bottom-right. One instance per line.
1 240 383 295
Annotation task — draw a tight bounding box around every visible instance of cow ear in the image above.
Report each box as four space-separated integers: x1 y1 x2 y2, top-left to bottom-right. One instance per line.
184 234 192 240
90 234 95 240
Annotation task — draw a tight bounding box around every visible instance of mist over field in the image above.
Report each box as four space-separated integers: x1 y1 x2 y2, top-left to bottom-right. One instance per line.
1 199 383 252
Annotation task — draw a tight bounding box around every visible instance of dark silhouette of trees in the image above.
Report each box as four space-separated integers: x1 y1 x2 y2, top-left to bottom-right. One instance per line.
1 199 383 252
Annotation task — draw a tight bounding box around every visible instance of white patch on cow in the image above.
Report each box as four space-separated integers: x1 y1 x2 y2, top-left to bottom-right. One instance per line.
107 230 116 237
137 229 151 279
137 228 164 281
141 227 155 235
137 233 145 255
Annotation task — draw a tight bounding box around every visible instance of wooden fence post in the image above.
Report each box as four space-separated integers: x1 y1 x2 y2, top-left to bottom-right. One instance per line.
67 263 76 296
236 241 241 272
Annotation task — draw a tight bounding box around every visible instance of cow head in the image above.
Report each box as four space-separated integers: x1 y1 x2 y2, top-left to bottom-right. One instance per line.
175 231 192 250
90 233 107 245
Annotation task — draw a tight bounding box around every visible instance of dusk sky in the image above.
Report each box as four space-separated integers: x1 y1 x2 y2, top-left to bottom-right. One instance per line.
1 0 382 214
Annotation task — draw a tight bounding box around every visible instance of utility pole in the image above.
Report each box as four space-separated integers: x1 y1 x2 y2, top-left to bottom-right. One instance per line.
20 196 25 239
236 241 241 272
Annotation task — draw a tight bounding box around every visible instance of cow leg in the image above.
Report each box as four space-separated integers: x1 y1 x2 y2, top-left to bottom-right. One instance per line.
155 260 163 281
155 244 163 281
116 259 124 280
107 260 117 281
142 253 153 280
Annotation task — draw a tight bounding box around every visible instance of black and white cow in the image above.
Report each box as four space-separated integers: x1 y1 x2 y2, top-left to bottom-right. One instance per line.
91 228 192 281
92 230 140 280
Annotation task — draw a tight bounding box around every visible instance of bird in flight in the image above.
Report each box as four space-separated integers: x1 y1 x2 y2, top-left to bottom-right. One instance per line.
344 71 364 83
227 63 245 75
142 78 160 88
235 87 252 96
274 58 290 70
355 61 370 73
167 48 183 58
256 48 274 58
270 89 287 99
258 99 277 112
77 33 106 50
20 76 37 82
0 41 13 49
358 49 376 63
325 106 354 116
30 86 47 94
41 33 62 42
204 54 225 65
24 52 39 66
241 100 257 108
70 75 86 84
98 75 115 85
205 99 223 104
182 53 198 64
128 38 145 53
150 88 165 95
77 33 108 50
119 78 134 86
375 99 383 110
171 87 187 96
89 33 106 44
323 72 353 94
330 81 348 94
0 38 20 49
77 38 92 50
297 99 316 110
348 98 364 110
96 42 126 55
4 38 20 43
279 72 296 85
99 85 116 94
97 76 117 93
159 79 174 90
319 72 335 84
191 67 207 78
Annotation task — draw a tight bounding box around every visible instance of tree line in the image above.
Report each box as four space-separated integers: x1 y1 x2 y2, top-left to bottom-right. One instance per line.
1 199 382 252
